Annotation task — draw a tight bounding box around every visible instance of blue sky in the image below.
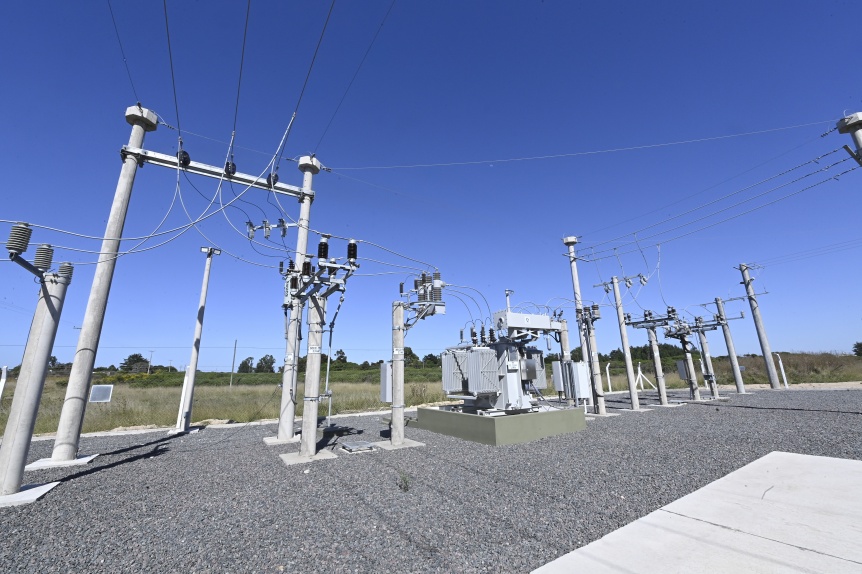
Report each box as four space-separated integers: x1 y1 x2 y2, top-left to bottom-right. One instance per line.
1 1 860 372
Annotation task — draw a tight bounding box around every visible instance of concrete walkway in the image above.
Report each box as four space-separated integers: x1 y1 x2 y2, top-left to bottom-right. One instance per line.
535 451 862 573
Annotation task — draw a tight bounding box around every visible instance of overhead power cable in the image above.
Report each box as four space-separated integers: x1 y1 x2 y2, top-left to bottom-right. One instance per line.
107 0 139 102
754 237 862 266
583 165 860 262
232 0 252 135
315 0 396 152
585 156 854 258
328 119 836 170
162 0 182 137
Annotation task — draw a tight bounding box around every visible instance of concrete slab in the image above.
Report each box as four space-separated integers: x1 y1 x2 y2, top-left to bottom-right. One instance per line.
279 449 338 466
586 412 620 418
535 452 862 573
371 438 425 451
616 408 654 413
166 427 201 436
651 403 685 408
0 482 60 508
25 454 99 471
262 435 300 446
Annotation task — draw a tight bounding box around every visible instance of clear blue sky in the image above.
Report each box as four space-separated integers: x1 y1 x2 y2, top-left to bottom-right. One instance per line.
2 1 860 372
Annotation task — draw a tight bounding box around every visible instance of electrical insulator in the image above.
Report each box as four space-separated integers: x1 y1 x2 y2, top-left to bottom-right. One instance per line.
470 327 478 345
33 244 54 272
263 220 270 239
399 282 404 295
302 261 312 276
6 222 32 256
347 239 357 262
290 277 298 289
432 271 442 302
413 279 420 291
224 161 236 176
267 172 279 187
489 328 496 343
278 219 287 237
591 304 601 319
288 259 295 271
317 237 329 260
246 221 255 240
177 150 191 167
279 261 284 274
58 262 73 280
459 329 464 343
480 325 486 344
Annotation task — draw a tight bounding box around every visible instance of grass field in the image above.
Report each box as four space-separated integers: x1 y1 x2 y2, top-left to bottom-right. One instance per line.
1 352 859 435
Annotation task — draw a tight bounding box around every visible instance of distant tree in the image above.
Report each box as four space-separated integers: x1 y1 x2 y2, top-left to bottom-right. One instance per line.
334 349 347 363
404 347 421 367
854 342 862 357
48 355 58 368
421 353 440 367
120 353 147 372
237 356 254 373
359 361 371 370
255 354 276 373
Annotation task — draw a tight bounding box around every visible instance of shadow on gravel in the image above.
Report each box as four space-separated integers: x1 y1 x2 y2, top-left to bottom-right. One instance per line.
58 444 171 484
99 435 178 457
316 427 363 450
688 403 862 416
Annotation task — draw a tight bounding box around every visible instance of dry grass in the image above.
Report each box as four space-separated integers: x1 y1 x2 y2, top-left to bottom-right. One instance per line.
0 378 445 435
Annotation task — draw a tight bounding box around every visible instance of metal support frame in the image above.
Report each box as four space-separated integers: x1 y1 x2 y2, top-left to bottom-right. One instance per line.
578 305 606 415
627 309 675 406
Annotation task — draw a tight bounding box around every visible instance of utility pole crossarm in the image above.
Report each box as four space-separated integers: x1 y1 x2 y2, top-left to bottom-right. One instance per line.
121 146 306 198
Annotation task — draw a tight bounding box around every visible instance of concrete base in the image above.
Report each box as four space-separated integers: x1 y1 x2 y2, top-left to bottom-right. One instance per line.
263 435 300 446
166 427 201 436
651 403 685 408
616 408 653 413
371 438 425 451
535 452 862 573
279 449 338 466
0 482 60 507
414 406 585 446
586 412 620 418
26 454 99 471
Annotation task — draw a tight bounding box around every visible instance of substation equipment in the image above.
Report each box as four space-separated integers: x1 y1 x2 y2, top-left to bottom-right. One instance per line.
412 300 586 446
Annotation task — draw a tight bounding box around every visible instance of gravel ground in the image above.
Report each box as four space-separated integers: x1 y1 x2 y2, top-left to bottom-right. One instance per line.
2 389 861 573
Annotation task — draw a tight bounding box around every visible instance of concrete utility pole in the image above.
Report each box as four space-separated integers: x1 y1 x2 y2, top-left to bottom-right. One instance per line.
0 264 73 496
837 112 862 164
683 341 701 401
715 298 745 394
174 247 220 433
559 319 574 406
229 339 237 388
52 105 157 462
695 317 720 399
611 277 639 410
646 325 668 406
278 156 320 441
298 295 326 458
390 302 406 445
562 237 588 357
579 305 606 415
739 263 780 390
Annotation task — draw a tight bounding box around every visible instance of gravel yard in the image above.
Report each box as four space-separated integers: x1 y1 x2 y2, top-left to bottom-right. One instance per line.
2 388 861 573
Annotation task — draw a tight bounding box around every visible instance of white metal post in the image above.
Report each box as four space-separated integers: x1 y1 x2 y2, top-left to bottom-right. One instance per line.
229 339 237 388
0 268 72 495
298 295 326 458
716 297 746 394
740 263 781 390
278 156 319 440
647 327 669 405
612 277 640 410
52 106 157 462
774 353 789 389
559 319 574 406
175 247 218 432
391 302 406 445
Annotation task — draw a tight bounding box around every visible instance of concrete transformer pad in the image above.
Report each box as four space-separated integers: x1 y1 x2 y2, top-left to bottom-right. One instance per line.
413 407 585 446
0 482 60 508
535 451 862 573
25 454 99 471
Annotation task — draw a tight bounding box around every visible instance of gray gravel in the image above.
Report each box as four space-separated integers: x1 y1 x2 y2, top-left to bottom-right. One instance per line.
2 389 861 573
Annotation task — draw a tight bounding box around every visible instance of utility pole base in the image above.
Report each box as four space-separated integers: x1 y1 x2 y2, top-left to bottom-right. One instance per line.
279 450 338 466
585 412 620 419
617 408 654 413
166 427 201 436
26 454 98 471
263 434 300 446
0 482 59 507
371 438 425 451
651 403 685 408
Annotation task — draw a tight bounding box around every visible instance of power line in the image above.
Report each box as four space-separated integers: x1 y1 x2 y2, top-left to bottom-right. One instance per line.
231 0 252 135
315 0 396 152
162 0 182 136
586 148 841 251
585 156 854 258
754 237 862 266
106 0 139 102
329 119 836 170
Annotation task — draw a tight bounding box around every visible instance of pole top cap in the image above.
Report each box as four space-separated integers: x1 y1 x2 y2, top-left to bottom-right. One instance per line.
125 105 158 132
562 236 578 246
837 112 862 134
298 155 321 174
